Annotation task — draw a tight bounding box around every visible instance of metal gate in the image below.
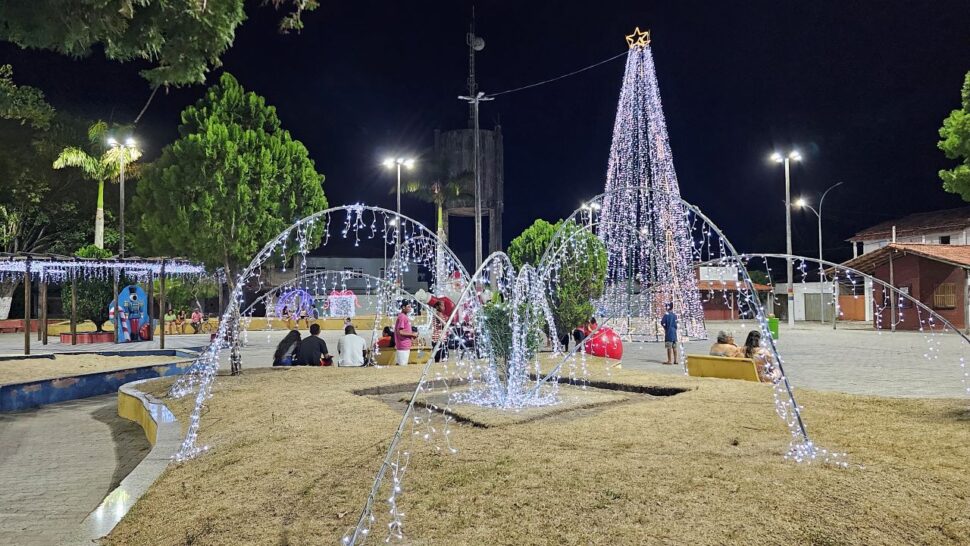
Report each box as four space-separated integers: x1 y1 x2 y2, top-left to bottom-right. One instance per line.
804 292 835 322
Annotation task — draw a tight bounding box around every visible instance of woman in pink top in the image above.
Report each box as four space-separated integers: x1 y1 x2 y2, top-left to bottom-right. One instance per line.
394 301 418 365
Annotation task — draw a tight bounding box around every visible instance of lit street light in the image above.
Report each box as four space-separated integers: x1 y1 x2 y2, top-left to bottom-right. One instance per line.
108 136 138 258
382 157 414 256
771 150 802 327
795 181 844 327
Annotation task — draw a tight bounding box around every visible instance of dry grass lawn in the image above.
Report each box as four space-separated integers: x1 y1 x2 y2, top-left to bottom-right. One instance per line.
105 361 970 545
0 354 183 385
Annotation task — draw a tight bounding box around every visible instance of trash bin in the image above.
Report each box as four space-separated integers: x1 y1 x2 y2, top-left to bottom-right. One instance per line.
767 316 779 340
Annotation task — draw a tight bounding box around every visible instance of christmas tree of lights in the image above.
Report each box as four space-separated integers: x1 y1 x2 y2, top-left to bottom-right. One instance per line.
599 28 706 339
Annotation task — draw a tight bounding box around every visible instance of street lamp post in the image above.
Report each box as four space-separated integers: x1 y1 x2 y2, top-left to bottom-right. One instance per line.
108 136 137 258
382 157 415 263
795 181 844 327
771 150 802 327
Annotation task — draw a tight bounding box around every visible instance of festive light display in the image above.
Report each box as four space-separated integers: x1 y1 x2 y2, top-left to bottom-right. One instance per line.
168 205 470 460
598 31 706 340
166 31 970 546
0 255 205 283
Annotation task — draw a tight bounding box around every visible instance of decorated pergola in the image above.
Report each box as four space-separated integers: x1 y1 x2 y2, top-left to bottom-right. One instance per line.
0 253 208 354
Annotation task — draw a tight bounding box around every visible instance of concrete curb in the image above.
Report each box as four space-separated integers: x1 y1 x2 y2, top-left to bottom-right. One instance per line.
68 379 181 544
0 350 198 411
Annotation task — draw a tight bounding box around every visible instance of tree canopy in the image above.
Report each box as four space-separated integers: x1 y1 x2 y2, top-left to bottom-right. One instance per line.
0 1 317 88
131 73 327 285
939 71 970 201
508 218 607 335
0 69 93 256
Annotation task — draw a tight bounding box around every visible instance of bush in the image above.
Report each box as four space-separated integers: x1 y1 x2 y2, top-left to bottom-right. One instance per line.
65 245 114 331
508 219 607 336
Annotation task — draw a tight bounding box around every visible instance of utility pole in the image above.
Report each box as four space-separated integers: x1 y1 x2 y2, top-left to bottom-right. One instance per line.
459 12 491 270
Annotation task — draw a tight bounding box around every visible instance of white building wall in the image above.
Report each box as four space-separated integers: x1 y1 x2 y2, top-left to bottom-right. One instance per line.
774 282 835 321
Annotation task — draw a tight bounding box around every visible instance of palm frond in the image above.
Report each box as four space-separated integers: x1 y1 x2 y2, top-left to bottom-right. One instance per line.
87 120 109 148
53 147 99 177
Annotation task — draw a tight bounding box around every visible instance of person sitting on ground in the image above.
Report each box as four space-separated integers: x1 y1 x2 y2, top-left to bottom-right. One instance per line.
709 331 741 357
175 309 186 334
742 330 779 382
164 308 176 335
336 325 366 367
273 330 302 366
377 326 395 348
190 308 204 334
296 323 331 366
344 317 353 328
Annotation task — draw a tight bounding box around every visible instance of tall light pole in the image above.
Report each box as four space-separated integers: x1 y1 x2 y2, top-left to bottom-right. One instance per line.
383 157 415 257
771 150 802 327
108 136 138 258
795 181 844 326
458 92 494 270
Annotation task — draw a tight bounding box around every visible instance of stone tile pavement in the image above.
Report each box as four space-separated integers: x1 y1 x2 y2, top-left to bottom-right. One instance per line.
0 395 149 545
621 321 970 399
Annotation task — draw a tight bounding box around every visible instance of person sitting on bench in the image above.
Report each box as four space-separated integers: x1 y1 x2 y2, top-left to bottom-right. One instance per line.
709 331 741 357
741 330 779 383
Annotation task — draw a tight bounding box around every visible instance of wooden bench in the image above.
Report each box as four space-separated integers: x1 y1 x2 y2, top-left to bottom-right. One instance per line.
686 354 763 383
373 346 433 366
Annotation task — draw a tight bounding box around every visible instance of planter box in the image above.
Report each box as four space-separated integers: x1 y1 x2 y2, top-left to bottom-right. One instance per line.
59 331 115 344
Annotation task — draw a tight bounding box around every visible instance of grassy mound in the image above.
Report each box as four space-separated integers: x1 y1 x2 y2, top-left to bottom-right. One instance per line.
105 363 970 545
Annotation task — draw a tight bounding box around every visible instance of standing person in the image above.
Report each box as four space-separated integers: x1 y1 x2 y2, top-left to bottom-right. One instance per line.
431 300 448 362
190 308 204 334
394 301 418 366
660 303 678 366
297 323 331 366
336 325 366 367
273 330 302 366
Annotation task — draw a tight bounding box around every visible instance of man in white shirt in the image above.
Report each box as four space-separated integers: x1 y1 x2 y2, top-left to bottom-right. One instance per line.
336 325 367 367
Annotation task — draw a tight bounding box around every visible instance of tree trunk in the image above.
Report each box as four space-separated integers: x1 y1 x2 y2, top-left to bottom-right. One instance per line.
94 178 105 249
0 278 19 320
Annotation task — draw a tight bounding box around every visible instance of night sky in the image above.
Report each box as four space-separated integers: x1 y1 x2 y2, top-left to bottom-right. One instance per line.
3 0 969 264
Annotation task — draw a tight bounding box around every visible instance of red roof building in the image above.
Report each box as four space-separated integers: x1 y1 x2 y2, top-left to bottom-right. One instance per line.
841 243 970 331
848 206 970 257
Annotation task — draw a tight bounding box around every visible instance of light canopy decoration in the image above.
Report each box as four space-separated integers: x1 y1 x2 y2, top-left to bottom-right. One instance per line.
599 29 707 340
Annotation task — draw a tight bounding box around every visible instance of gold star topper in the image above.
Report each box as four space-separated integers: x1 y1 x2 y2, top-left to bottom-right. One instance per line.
625 27 651 49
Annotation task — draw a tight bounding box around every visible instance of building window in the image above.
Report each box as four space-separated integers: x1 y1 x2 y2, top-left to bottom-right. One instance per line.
940 235 951 245
933 283 956 309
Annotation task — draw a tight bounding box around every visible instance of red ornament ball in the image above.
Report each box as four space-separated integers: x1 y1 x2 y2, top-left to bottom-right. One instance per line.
584 327 623 360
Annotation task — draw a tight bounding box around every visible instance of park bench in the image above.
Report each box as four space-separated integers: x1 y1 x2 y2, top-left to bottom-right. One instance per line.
373 346 433 366
686 354 764 383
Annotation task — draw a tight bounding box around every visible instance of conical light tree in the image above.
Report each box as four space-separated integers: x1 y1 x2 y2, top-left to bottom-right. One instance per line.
598 28 706 339
53 120 141 249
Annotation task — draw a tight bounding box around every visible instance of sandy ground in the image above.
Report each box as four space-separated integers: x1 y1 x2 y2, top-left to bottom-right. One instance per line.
104 363 970 545
0 355 186 385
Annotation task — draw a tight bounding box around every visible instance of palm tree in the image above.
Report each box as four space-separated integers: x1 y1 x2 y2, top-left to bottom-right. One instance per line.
401 156 474 241
53 121 141 249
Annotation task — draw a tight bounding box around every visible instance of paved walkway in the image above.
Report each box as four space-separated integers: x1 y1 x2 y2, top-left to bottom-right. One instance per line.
622 321 970 398
0 395 149 545
0 333 208 357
